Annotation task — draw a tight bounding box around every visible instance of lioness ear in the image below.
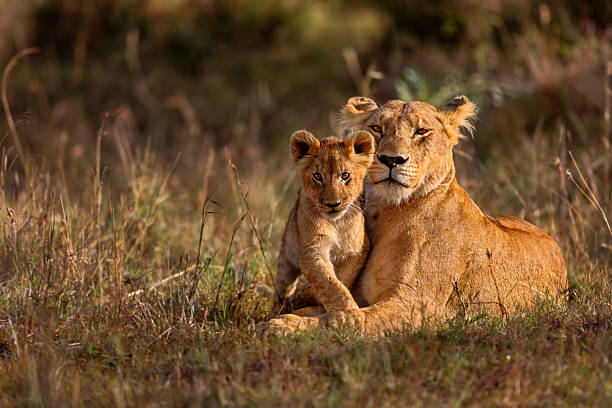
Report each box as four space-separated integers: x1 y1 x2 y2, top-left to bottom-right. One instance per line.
344 130 375 167
338 96 378 134
290 130 319 165
439 95 478 145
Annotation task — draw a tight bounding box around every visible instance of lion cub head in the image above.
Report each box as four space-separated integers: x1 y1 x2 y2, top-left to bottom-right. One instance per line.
338 95 477 206
290 130 375 219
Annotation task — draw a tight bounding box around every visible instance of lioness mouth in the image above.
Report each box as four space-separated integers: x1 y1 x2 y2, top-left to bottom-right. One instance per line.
374 177 410 188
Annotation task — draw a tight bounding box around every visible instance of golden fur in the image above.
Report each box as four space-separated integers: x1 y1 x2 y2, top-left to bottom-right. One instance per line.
262 96 567 336
272 130 375 315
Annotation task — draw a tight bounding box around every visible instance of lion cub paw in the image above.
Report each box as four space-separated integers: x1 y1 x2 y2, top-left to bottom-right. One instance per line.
256 314 319 337
325 310 365 331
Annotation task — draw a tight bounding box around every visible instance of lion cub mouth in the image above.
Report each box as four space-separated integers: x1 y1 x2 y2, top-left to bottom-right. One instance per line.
321 207 348 220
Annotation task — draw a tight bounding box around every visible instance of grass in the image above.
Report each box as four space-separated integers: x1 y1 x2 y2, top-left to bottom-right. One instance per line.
0 119 608 406
0 0 611 406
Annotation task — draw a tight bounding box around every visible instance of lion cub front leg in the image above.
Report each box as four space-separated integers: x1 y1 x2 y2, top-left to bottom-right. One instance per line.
300 243 359 313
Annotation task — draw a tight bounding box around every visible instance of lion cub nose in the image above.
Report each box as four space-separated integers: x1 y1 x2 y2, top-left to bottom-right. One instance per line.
378 155 408 169
324 201 341 209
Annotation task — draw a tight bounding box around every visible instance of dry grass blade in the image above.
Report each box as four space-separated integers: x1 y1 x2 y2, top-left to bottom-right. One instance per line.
212 211 247 313
7 316 20 360
1 47 40 178
567 151 612 236
126 266 196 298
190 193 214 301
342 47 383 97
228 158 279 300
554 155 584 253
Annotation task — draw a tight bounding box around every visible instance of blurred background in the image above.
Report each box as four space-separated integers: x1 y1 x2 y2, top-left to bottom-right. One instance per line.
0 0 610 305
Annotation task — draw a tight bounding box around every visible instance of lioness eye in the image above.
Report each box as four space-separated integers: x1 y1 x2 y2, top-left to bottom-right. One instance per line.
415 128 429 136
341 172 350 181
313 172 323 182
370 125 382 133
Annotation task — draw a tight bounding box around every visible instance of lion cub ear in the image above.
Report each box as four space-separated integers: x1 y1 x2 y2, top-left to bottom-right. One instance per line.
344 130 375 167
338 96 378 134
290 130 320 165
439 95 478 145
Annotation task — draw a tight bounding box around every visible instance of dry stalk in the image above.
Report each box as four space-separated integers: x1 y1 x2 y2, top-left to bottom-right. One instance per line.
228 158 279 299
567 151 611 237
212 212 247 313
555 126 584 251
1 47 40 178
8 316 20 359
190 193 214 302
603 39 611 203
341 47 383 97
555 157 582 251
126 266 196 298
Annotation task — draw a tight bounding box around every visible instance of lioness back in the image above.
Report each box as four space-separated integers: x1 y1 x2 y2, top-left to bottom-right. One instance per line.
274 130 374 315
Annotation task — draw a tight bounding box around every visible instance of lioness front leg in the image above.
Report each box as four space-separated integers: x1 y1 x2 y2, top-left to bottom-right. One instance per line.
300 253 359 313
337 293 431 334
291 292 433 335
260 291 434 337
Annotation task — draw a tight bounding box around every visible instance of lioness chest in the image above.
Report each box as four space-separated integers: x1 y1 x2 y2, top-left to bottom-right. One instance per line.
357 201 456 305
357 206 413 304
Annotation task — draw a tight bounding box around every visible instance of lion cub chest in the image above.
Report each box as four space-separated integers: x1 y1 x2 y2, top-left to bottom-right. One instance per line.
319 211 366 265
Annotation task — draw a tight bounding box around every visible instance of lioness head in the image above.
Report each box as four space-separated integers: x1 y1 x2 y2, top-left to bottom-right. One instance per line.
290 130 375 219
338 95 477 206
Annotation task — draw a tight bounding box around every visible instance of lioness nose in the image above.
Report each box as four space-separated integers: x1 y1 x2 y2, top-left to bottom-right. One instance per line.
378 155 408 168
324 201 341 208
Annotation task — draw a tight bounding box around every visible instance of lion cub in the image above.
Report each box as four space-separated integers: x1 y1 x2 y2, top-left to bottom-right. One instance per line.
274 129 375 316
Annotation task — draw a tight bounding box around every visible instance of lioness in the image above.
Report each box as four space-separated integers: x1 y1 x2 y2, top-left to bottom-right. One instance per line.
263 96 567 335
273 129 375 315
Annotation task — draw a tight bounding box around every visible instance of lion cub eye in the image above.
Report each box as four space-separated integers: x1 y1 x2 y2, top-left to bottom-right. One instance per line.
313 172 323 182
341 172 351 181
415 128 430 136
370 125 382 133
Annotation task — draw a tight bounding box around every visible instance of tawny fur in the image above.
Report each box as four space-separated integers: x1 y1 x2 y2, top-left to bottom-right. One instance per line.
273 130 375 315
263 96 567 336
